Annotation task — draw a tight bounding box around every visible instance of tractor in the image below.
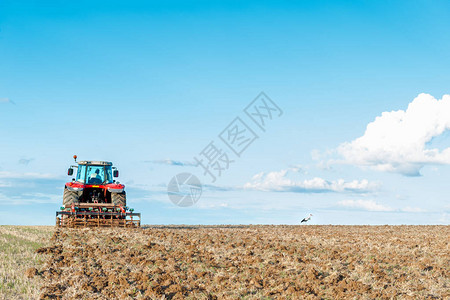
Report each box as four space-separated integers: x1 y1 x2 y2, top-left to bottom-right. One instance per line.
56 155 141 227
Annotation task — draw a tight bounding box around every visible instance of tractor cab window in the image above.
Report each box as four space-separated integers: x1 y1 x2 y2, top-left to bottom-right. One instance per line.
75 164 113 184
76 165 87 183
105 166 113 184
86 165 105 184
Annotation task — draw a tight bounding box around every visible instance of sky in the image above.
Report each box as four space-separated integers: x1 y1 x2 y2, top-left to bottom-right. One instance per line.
1 0 450 225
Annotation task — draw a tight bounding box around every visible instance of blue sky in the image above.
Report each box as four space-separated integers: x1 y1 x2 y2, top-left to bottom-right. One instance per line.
1 0 450 225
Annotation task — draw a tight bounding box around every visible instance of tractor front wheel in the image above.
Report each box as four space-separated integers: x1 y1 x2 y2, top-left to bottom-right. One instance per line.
63 188 79 206
112 191 126 207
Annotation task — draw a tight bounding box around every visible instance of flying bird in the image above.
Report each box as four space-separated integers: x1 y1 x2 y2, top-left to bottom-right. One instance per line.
301 214 313 223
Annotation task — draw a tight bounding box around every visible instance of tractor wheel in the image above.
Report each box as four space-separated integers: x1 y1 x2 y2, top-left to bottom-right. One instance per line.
63 188 79 206
112 191 126 206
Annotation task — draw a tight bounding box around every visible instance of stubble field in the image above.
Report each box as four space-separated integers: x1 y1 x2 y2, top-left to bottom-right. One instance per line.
0 226 54 300
2 225 449 299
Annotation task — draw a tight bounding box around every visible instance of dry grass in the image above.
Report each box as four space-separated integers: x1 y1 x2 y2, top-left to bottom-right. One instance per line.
0 226 54 300
34 225 449 299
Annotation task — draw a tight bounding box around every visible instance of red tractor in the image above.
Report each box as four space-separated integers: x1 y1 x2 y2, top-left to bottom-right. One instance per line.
56 155 141 227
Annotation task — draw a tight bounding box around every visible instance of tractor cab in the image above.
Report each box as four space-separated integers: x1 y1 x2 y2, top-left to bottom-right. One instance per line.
71 161 117 185
66 160 122 204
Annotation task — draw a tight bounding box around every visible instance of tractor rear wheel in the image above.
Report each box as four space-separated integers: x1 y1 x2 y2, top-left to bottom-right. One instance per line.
63 188 79 206
112 191 126 206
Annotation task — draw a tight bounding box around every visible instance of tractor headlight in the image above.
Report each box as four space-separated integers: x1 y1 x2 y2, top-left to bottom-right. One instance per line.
67 186 83 192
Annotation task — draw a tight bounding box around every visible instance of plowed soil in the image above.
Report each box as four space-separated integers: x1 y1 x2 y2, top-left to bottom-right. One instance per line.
35 225 449 299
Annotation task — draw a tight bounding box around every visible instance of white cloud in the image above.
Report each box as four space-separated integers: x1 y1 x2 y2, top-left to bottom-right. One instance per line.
438 213 449 224
338 199 425 213
196 201 230 209
0 182 12 187
244 168 378 193
0 171 60 179
401 206 426 213
0 192 60 205
310 149 321 161
145 159 197 167
337 93 450 176
0 98 15 104
0 171 65 205
338 199 394 211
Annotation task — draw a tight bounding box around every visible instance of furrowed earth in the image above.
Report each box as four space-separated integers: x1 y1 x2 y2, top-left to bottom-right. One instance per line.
3 225 449 299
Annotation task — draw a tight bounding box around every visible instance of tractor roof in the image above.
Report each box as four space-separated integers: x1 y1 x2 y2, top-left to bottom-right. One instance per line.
78 161 113 166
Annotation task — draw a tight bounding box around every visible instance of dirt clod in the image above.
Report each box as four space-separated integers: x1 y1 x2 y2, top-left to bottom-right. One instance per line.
25 267 38 278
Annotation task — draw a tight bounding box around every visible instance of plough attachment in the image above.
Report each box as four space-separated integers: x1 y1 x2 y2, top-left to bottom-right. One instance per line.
56 203 141 228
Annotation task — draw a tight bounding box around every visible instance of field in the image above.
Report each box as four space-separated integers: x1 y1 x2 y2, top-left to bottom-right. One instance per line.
1 225 449 299
0 226 54 300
